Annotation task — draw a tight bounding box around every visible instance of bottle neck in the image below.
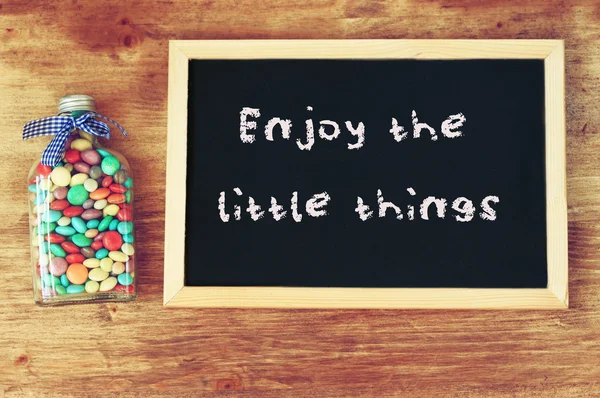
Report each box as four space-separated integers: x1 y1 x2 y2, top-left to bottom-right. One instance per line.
60 110 101 146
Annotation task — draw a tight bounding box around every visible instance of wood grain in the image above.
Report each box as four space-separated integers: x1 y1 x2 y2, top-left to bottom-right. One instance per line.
1 0 600 396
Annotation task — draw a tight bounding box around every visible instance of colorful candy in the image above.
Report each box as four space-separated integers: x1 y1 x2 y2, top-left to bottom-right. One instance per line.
29 139 136 303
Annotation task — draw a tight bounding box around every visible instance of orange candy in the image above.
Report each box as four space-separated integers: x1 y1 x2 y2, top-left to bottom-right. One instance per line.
89 188 110 200
66 263 88 285
107 194 126 204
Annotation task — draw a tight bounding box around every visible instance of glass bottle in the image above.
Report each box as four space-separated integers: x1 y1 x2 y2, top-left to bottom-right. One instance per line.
27 95 137 305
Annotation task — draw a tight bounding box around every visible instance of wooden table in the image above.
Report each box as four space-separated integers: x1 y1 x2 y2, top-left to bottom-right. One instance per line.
1 1 599 396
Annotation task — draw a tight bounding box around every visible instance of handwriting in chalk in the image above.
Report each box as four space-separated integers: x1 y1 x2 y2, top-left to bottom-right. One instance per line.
216 106 498 223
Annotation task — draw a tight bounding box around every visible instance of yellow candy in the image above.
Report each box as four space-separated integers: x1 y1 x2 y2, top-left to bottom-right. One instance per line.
85 280 100 293
71 138 93 151
88 268 109 282
79 131 94 142
111 261 125 275
44 193 55 204
93 199 107 210
70 173 88 187
57 216 71 226
85 229 98 238
99 276 118 291
83 179 98 192
50 166 71 187
100 257 113 273
64 163 74 172
39 253 49 266
103 204 120 217
38 178 52 191
121 243 135 256
108 251 128 262
83 258 100 268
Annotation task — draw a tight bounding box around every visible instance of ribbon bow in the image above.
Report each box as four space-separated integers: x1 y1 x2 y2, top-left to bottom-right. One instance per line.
22 113 127 166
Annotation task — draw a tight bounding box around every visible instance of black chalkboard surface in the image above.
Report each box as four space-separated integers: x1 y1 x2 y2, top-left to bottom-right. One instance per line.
184 58 547 289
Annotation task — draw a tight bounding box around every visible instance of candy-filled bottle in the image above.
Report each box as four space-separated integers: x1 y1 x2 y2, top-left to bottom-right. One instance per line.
27 95 137 305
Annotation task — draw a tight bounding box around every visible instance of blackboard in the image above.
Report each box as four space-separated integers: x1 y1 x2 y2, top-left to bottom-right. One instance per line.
165 40 567 308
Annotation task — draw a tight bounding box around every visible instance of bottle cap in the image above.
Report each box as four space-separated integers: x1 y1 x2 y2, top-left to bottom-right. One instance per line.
58 95 96 114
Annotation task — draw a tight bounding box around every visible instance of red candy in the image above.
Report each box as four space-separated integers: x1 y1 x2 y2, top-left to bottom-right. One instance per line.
102 231 123 251
50 200 70 211
114 284 135 294
36 163 52 177
45 233 65 244
101 176 113 188
66 253 85 264
94 232 105 241
63 206 84 217
64 149 80 164
91 240 103 250
61 242 80 254
117 208 132 222
109 183 127 193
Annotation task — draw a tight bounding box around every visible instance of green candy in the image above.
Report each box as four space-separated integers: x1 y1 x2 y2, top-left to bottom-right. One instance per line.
33 192 47 205
101 156 120 176
122 234 134 243
67 185 89 206
42 274 61 288
124 177 133 188
49 244 66 257
66 284 85 294
97 148 112 158
28 184 37 193
98 216 113 232
109 219 119 231
55 226 76 236
44 210 62 223
38 222 56 235
117 272 133 286
125 190 131 204
39 241 50 254
86 219 100 229
95 248 109 259
117 221 133 235
71 217 87 234
71 234 92 247
55 285 68 295
60 274 70 287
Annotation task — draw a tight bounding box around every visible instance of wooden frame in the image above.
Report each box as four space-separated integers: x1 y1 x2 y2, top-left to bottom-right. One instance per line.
164 40 567 309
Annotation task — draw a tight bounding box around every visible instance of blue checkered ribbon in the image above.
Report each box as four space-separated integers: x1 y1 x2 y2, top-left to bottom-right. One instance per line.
22 112 127 166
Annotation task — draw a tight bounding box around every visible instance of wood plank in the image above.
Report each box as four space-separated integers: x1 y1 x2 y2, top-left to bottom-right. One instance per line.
168 286 567 309
0 1 599 395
